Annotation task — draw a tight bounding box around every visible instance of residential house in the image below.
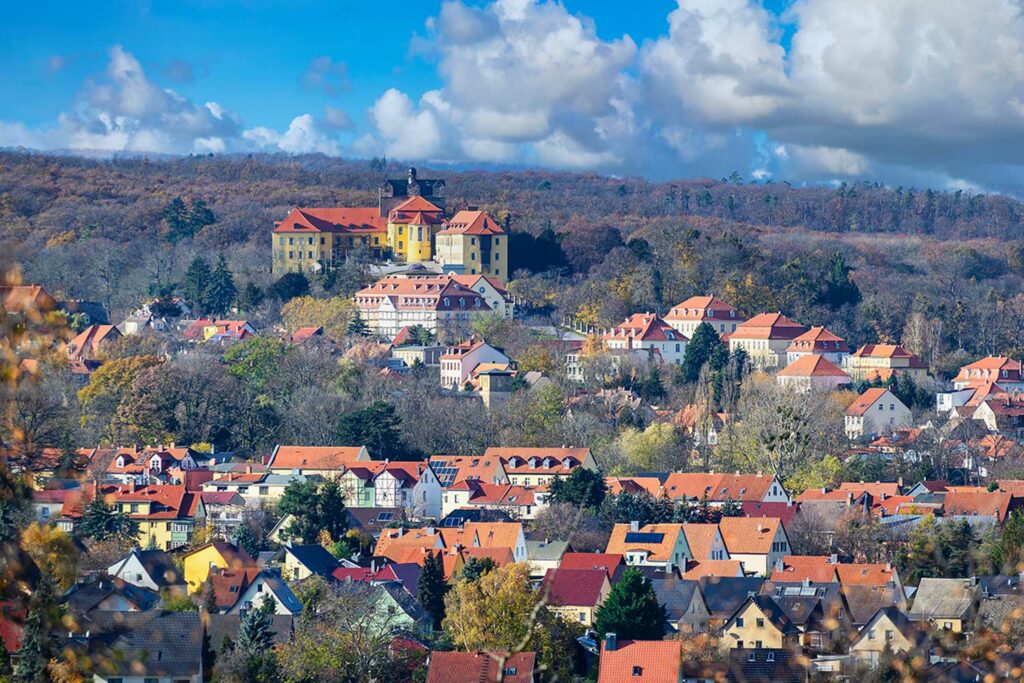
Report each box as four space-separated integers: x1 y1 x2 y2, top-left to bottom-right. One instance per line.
652 576 711 632
444 481 545 520
971 396 1024 436
68 612 204 683
662 472 792 505
721 595 801 650
111 484 204 551
604 312 688 366
841 584 908 629
439 340 511 389
845 388 911 440
374 461 442 518
907 577 981 633
846 344 929 383
451 274 514 318
203 471 309 506
426 651 535 683
598 636 682 683
272 206 387 274
435 209 509 284
210 566 304 615
486 447 598 487
953 357 1024 391
465 521 529 563
429 454 509 488
606 522 691 572
265 444 369 477
718 517 791 577
976 574 1024 636
849 607 927 667
386 195 446 262
106 445 201 486
278 543 341 581
62 577 160 617
181 542 255 593
760 581 854 653
338 461 386 507
942 489 1016 526
525 539 570 579
683 559 746 581
726 648 807 683
835 563 906 602
374 526 446 562
785 326 851 366
67 324 121 360
728 313 807 370
699 576 767 628
182 318 256 343
664 295 743 338
345 506 404 536
31 489 69 523
776 355 851 393
107 549 184 594
559 552 624 579
542 568 611 627
682 524 731 562
353 273 494 339
769 556 839 584
200 491 246 537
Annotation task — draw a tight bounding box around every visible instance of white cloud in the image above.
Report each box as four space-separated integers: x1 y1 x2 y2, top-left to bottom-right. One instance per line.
244 114 341 155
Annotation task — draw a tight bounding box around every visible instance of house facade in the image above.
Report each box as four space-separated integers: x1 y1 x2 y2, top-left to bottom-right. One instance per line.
728 312 807 370
664 295 743 338
604 313 687 366
353 274 494 339
272 206 386 274
845 388 912 440
435 210 509 284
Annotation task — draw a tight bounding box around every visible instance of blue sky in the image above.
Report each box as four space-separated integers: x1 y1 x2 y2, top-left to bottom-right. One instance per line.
2 0 1024 192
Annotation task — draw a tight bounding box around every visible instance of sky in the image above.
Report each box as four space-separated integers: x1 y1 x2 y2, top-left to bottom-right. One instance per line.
3 0 1024 192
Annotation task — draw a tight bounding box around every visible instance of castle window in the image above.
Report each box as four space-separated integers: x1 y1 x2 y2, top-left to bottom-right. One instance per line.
288 237 294 245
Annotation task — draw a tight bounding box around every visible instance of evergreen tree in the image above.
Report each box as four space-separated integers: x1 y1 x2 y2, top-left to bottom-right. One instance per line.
680 322 726 384
163 196 189 243
418 551 447 630
183 257 211 311
268 272 309 301
593 568 667 640
720 498 743 517
12 609 49 683
460 557 497 583
77 495 139 543
346 311 370 337
336 401 416 459
549 468 606 509
278 480 348 543
187 198 216 235
234 601 279 682
204 256 237 316
992 509 1024 574
821 251 862 309
204 577 219 614
237 282 265 312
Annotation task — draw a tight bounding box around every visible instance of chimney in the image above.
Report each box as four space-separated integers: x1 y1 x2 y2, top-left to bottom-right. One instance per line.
884 562 892 572
426 527 435 535
775 558 784 572
828 554 838 564
246 464 253 474
604 633 617 652
629 520 639 532
802 577 811 588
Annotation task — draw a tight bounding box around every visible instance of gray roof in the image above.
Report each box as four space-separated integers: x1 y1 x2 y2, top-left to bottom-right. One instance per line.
133 549 183 587
651 577 703 622
841 584 904 626
760 581 844 628
699 576 765 619
70 611 203 678
260 572 305 614
907 578 979 621
525 539 569 562
283 544 340 577
63 578 160 615
859 607 925 646
727 648 807 683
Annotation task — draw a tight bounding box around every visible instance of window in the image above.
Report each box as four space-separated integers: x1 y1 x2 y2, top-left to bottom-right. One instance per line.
259 486 269 496
41 507 49 519
756 618 765 628
632 666 643 676
755 640 763 648
288 237 294 245
736 617 744 627
130 503 139 513
766 652 775 662
868 629 877 641
579 612 586 622
885 629 894 641
320 236 325 244
747 653 756 662
504 668 518 677
257 583 264 592
308 251 313 259
307 237 313 245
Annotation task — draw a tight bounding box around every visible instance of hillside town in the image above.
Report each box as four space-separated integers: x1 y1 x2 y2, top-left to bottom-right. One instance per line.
5 171 1024 683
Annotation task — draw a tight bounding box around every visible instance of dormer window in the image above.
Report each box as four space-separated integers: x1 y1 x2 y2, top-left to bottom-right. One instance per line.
708 310 714 317
528 458 537 469
116 456 125 468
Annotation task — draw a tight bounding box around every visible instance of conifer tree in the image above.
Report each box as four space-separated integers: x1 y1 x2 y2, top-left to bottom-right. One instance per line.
594 568 667 640
12 609 49 683
183 257 211 310
346 311 370 336
204 256 237 316
418 551 447 630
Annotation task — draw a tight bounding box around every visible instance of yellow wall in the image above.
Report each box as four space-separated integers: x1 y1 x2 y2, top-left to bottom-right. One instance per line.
387 221 438 262
273 232 385 274
184 546 230 593
723 602 792 650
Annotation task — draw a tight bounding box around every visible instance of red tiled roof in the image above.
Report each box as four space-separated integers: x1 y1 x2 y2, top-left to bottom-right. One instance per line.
355 275 493 313
598 640 680 683
426 651 535 683
942 490 1013 522
851 344 927 368
785 326 850 353
68 324 120 358
558 553 624 579
718 517 782 555
542 568 607 608
437 210 506 236
664 295 738 322
835 563 899 587
845 387 892 416
273 207 386 234
769 556 838 583
269 446 366 471
662 473 778 502
777 354 850 379
730 312 806 340
604 313 685 343
681 559 744 579
739 501 800 528
0 602 25 653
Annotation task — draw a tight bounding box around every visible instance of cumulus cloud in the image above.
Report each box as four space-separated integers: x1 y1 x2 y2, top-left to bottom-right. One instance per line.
0 45 354 158
302 56 350 96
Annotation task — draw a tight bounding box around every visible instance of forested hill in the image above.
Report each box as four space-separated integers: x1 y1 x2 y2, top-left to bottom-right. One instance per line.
4 151 1024 378
1 151 1022 243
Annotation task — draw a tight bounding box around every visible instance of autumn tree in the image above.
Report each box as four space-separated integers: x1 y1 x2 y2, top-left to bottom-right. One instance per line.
21 523 79 591
281 295 356 340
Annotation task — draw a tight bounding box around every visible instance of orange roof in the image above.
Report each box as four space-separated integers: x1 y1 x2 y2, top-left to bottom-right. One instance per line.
68 324 119 358
851 344 927 368
354 275 492 313
429 455 506 486
795 488 859 503
845 387 892 416
955 356 1023 386
718 517 781 555
273 207 386 234
438 210 505 236
449 274 508 295
681 559 744 580
837 481 901 497
605 477 664 497
0 284 56 312
664 295 738 322
786 326 850 353
462 546 515 567
681 524 721 562
487 447 590 474
606 523 683 562
662 472 778 502
835 563 899 587
942 490 1013 523
598 639 680 682
777 354 851 379
389 195 443 218
604 312 684 343
465 522 523 551
730 312 806 340
269 446 366 471
374 527 444 559
559 552 624 579
769 556 838 583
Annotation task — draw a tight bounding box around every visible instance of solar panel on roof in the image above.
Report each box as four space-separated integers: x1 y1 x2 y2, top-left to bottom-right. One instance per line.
624 532 665 544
